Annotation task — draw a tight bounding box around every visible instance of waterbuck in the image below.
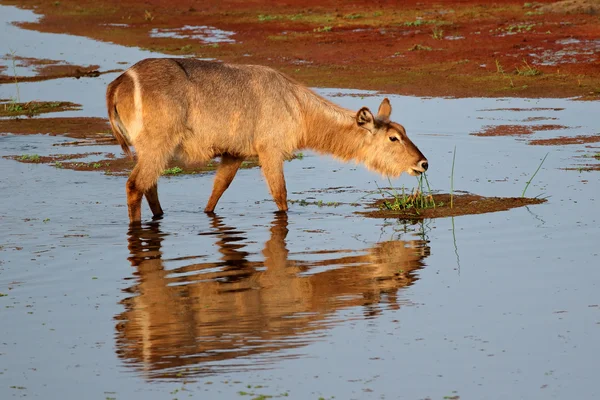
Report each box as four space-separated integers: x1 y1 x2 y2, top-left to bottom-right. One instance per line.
106 58 428 223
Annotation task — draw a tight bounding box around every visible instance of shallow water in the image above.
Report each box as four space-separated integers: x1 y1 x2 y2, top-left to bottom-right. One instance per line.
1 5 600 400
150 26 236 43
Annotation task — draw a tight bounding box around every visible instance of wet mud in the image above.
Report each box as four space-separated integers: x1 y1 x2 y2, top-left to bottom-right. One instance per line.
361 193 546 220
0 117 110 138
2 0 600 98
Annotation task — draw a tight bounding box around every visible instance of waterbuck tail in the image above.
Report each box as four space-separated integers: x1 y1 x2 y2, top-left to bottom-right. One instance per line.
106 78 134 160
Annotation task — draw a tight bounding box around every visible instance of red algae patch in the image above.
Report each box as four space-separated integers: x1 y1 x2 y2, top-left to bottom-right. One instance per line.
3 0 600 98
472 124 569 137
360 193 546 220
529 134 600 145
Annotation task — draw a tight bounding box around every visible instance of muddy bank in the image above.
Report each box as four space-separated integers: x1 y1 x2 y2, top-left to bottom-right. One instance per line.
0 101 81 117
0 55 122 83
360 193 546 220
2 0 600 98
0 117 111 138
4 152 102 164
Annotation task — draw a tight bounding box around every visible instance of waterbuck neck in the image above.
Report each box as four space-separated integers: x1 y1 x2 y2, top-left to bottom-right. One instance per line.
300 97 371 164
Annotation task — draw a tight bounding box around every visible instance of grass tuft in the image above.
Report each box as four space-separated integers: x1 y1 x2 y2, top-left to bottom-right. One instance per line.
344 13 363 20
19 154 41 162
162 166 183 175
431 26 444 40
408 44 432 51
377 174 437 212
258 14 279 22
516 59 541 76
313 26 332 33
495 59 515 87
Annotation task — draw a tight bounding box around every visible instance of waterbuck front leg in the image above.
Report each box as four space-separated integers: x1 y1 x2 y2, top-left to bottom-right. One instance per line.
259 152 288 212
204 153 244 213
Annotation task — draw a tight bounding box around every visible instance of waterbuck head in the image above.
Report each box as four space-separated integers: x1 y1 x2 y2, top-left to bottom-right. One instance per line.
356 98 428 177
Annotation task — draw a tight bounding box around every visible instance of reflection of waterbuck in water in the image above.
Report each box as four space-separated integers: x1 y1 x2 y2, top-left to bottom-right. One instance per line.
106 58 428 223
117 214 430 378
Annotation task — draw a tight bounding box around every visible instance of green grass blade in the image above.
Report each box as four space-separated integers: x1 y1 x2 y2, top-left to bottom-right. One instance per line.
450 146 456 209
521 152 549 198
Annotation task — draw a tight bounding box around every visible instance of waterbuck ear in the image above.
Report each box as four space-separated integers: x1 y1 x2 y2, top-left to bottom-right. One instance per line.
377 98 392 119
356 107 375 133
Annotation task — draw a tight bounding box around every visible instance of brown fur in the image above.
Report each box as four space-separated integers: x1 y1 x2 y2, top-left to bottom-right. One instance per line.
106 58 428 223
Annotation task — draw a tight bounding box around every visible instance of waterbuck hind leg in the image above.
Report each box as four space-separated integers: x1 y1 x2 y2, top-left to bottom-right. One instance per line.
204 154 244 213
127 158 169 224
145 184 164 219
259 153 288 212
126 174 144 224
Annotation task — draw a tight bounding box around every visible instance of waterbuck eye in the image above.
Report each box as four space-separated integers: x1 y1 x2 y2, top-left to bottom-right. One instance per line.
389 136 399 142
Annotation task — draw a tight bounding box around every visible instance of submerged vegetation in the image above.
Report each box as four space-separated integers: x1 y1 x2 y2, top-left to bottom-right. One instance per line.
162 166 184 175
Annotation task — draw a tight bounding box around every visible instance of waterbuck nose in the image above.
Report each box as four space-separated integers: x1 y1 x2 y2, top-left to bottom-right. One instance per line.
419 160 429 171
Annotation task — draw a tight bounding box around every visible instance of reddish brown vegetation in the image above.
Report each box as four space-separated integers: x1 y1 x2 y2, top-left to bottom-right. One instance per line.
2 0 600 97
